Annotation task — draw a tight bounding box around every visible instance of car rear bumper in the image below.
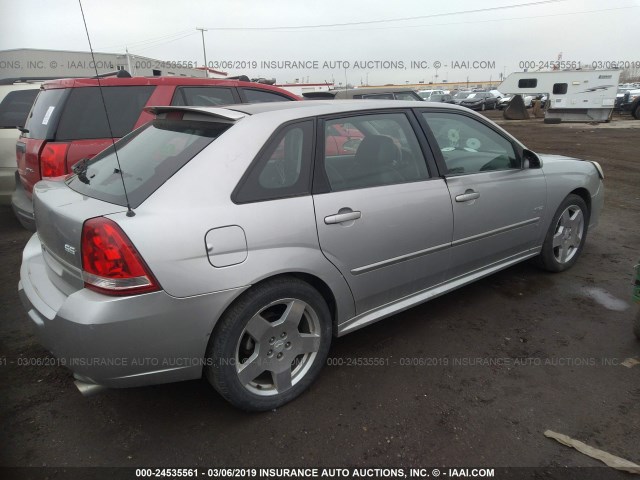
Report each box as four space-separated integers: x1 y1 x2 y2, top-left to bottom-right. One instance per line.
19 233 247 389
11 171 36 231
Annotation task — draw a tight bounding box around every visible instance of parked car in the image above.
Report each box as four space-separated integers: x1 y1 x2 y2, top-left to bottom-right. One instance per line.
427 93 455 104
11 73 300 230
0 80 42 205
19 100 604 411
619 89 640 119
417 89 445 100
452 91 473 105
458 92 500 111
332 87 424 101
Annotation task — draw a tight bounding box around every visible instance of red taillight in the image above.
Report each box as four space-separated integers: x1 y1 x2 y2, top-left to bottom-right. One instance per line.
40 142 69 178
81 217 159 296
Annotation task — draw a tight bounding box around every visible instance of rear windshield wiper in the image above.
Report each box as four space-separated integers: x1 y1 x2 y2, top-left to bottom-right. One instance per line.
72 158 92 184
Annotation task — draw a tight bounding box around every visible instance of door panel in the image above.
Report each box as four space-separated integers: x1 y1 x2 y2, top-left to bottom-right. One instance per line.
314 181 453 314
446 169 546 278
419 110 547 279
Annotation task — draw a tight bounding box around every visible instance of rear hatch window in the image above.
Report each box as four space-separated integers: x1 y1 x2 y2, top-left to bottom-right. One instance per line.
66 119 230 207
56 86 154 140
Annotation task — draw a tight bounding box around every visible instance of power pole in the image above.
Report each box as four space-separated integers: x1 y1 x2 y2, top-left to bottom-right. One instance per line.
196 27 208 77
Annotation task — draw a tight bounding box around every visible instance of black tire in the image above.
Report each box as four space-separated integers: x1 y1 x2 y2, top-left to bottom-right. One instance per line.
544 118 562 124
481 102 486 111
536 194 589 272
632 103 640 120
205 277 332 411
634 309 640 340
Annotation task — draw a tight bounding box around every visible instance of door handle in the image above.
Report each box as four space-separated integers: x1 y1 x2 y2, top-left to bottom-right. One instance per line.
455 190 480 202
324 210 361 224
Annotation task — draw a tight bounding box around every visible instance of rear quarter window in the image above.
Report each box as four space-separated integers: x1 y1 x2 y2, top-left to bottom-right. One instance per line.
56 86 155 140
23 88 67 139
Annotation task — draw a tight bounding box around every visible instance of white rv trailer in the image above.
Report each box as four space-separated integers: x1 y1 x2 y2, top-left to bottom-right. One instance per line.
498 70 621 122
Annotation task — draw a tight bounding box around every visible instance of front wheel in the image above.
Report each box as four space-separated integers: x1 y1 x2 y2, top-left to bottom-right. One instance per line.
536 194 589 272
205 277 332 411
634 309 640 340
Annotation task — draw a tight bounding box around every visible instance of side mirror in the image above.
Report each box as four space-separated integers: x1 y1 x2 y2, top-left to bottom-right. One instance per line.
522 149 542 169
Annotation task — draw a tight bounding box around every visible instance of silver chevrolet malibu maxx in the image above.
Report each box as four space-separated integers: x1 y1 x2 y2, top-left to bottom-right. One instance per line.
19 101 604 411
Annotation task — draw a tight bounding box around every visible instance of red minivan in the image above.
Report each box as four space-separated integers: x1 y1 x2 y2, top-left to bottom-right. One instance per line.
12 75 300 230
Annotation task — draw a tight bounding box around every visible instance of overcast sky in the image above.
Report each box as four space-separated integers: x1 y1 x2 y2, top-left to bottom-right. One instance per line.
0 0 638 85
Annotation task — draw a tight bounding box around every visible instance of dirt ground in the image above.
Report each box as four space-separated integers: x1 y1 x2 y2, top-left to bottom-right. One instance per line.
1 111 638 479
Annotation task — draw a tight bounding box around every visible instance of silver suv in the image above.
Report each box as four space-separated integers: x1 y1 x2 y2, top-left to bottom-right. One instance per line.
19 101 604 410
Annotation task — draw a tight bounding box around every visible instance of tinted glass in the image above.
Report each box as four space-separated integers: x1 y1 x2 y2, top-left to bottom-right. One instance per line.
241 88 293 103
518 79 538 88
394 91 422 101
172 87 235 106
234 121 313 203
422 112 518 175
66 119 229 208
324 113 429 191
359 93 394 100
23 88 66 139
0 89 39 128
553 83 568 94
56 86 155 140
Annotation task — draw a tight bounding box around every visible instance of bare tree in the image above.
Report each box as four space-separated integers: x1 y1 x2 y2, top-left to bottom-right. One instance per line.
620 66 640 83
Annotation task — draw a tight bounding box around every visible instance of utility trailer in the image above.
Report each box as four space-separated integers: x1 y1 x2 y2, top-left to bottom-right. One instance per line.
498 70 621 122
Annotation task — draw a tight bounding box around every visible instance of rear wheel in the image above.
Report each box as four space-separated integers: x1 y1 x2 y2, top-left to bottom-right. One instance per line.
205 277 332 411
536 194 589 272
632 103 640 120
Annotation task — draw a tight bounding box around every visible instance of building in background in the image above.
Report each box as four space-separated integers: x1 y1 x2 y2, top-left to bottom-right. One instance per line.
0 48 228 80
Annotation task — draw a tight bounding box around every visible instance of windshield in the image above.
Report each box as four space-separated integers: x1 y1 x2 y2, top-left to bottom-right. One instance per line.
454 92 471 99
66 119 230 208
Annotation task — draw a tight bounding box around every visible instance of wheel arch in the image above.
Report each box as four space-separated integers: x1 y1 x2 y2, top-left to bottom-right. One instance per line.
214 272 341 337
569 187 591 215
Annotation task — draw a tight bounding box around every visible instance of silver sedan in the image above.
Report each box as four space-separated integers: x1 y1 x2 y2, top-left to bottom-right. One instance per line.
19 101 604 410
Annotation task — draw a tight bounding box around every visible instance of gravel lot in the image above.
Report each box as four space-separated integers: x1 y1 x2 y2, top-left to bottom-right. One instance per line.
1 111 638 479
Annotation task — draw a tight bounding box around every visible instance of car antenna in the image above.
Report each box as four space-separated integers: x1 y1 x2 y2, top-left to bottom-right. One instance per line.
78 0 135 217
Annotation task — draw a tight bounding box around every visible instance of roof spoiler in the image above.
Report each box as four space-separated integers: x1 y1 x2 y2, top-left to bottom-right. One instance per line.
91 70 132 79
302 91 337 100
145 105 247 121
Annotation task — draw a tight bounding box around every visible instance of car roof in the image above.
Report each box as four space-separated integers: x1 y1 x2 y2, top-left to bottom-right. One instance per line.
150 100 469 122
40 76 299 97
332 87 419 98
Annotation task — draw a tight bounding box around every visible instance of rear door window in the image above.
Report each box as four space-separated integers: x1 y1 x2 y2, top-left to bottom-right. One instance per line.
66 119 230 208
322 113 430 191
0 89 39 128
56 86 155 140
171 87 237 106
